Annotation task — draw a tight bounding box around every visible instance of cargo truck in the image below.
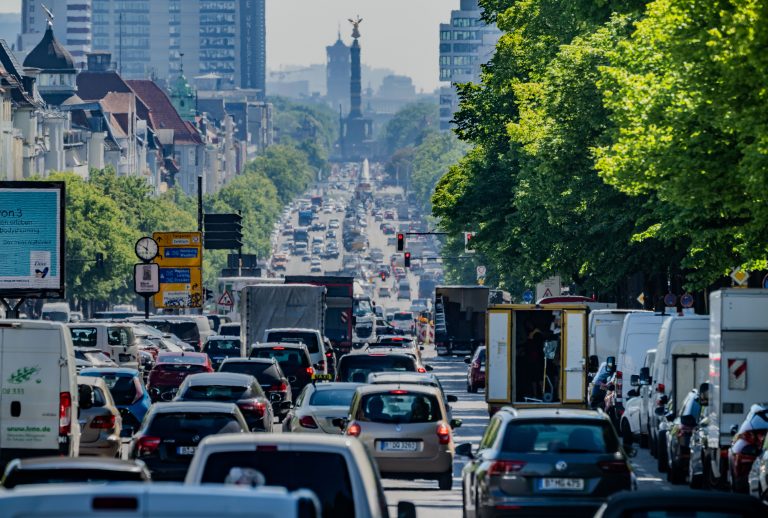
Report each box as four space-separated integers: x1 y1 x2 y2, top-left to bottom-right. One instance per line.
284 275 354 355
298 209 313 227
240 284 326 349
704 289 768 489
485 304 589 414
433 286 488 356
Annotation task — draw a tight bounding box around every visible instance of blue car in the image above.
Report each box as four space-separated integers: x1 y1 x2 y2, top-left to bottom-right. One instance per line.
79 368 152 436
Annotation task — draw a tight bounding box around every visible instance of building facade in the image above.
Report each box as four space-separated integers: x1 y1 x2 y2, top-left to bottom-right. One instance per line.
326 33 350 112
18 0 92 69
438 0 500 130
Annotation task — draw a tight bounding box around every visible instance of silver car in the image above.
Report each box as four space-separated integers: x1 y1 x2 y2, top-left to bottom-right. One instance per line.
283 382 361 434
77 376 122 457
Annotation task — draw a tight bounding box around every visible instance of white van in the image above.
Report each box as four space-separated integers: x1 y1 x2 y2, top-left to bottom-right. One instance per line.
588 309 650 364
40 302 71 323
68 323 140 368
0 320 80 467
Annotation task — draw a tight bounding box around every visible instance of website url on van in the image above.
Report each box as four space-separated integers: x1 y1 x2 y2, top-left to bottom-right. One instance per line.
6 426 51 433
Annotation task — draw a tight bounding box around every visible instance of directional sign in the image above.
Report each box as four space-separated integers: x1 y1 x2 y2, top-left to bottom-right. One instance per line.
153 232 202 268
152 266 202 309
730 268 749 286
636 292 646 306
217 290 234 307
680 292 694 308
523 290 534 303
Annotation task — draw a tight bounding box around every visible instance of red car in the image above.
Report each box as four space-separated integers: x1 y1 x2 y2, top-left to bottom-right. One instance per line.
147 352 212 401
464 346 486 393
728 404 768 493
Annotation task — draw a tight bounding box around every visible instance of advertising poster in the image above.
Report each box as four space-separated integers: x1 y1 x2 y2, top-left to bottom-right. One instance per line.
0 182 65 296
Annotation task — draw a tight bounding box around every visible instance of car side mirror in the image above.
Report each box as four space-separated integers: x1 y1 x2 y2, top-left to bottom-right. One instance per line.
639 367 651 385
630 374 640 387
665 411 675 422
625 446 638 458
447 395 458 403
148 387 160 401
730 424 739 435
464 355 471 364
606 383 615 392
78 384 94 410
331 417 347 430
455 442 473 458
588 355 599 373
420 346 425 351
450 418 462 429
397 501 417 518
424 365 433 372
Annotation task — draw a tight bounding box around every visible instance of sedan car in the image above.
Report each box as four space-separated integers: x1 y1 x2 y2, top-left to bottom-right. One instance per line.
147 352 213 402
77 376 122 457
219 357 293 422
344 384 460 490
130 401 248 481
459 408 634 518
79 367 152 436
729 403 768 493
464 346 486 393
283 382 361 434
174 372 274 432
594 490 763 518
1 458 150 488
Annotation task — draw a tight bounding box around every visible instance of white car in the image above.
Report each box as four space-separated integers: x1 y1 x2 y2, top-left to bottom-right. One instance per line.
283 382 362 434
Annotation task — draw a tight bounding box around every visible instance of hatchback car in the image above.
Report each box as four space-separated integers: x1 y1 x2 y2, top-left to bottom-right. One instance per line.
337 352 419 383
218 322 241 337
464 346 486 393
147 352 213 401
250 343 314 396
77 376 122 457
130 401 248 481
459 407 635 518
219 357 292 422
344 384 460 490
202 336 244 370
1 457 150 488
79 367 152 436
366 372 458 419
284 382 361 434
175 372 274 432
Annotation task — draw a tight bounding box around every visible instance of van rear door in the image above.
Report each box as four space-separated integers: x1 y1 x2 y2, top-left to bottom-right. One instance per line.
562 309 587 404
0 325 61 455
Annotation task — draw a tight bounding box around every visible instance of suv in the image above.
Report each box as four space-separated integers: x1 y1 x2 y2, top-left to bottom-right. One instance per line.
336 352 419 383
263 328 328 374
219 358 293 422
459 408 635 517
250 343 314 396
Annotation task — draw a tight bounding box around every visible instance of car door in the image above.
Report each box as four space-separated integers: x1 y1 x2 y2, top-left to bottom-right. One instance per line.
465 416 502 514
562 310 587 404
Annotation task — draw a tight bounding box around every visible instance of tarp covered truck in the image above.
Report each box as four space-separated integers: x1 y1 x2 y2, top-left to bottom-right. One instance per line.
433 286 488 356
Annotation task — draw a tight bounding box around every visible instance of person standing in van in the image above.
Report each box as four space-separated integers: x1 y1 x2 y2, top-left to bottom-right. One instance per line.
521 320 545 400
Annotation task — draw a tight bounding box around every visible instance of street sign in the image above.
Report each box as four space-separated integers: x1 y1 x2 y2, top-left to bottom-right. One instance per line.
664 293 677 307
217 290 234 307
680 292 694 308
153 232 202 268
476 265 486 277
730 267 749 286
477 277 485 286
636 292 646 306
535 276 561 301
153 266 202 309
522 290 534 303
763 274 768 289
133 263 159 295
204 213 243 251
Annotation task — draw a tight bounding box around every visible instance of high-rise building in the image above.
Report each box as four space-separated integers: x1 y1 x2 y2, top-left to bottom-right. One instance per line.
89 0 265 96
438 0 500 130
326 32 350 112
17 0 92 69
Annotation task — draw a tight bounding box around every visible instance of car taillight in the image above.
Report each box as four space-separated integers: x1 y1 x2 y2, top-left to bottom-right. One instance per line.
436 423 451 445
346 422 361 437
488 460 526 475
90 415 116 429
299 415 318 429
306 367 314 375
136 436 161 456
598 460 630 473
738 430 760 446
615 371 623 404
325 351 333 358
270 381 288 392
59 392 72 435
239 401 267 415
417 367 426 373
657 383 666 394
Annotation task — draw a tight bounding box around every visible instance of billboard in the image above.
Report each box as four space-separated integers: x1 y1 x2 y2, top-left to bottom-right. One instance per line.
152 231 203 309
0 182 65 297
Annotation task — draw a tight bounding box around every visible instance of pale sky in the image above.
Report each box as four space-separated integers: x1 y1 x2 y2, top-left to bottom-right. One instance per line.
1 0 452 92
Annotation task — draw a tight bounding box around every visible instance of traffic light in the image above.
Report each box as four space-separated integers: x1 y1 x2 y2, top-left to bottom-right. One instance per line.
397 233 405 252
404 252 411 268
204 288 214 301
204 213 243 250
464 232 476 253
95 252 104 269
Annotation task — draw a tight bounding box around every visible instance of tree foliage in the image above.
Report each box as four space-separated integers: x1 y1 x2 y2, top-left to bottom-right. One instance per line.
380 102 439 156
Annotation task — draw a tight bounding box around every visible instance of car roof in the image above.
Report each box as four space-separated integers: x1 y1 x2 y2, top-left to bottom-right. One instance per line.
264 328 320 334
252 342 309 351
206 335 240 341
79 367 138 376
157 351 207 360
343 350 414 359
150 401 241 414
597 490 763 517
367 372 437 384
220 357 274 365
183 372 254 386
76 375 109 388
310 382 362 391
501 407 609 421
73 347 103 353
198 432 364 451
9 456 145 471
354 383 441 397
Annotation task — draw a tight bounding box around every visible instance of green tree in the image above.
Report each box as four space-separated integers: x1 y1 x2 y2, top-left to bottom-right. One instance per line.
245 145 314 204
410 132 468 213
380 102 439 156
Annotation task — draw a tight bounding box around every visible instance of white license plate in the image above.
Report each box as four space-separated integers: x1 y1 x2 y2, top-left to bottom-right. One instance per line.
176 446 196 456
539 478 584 491
380 441 419 452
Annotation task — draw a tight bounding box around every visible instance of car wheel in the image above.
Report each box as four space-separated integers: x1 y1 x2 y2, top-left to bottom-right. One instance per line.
657 430 668 473
621 419 633 449
438 470 453 490
639 432 649 449
649 424 658 457
689 460 704 489
667 457 684 484
469 383 478 394
466 382 472 393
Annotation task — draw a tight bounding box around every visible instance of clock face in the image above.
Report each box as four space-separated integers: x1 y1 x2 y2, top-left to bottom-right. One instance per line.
135 237 159 261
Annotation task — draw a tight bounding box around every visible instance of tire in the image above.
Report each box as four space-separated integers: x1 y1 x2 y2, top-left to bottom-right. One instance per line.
640 431 649 449
657 430 668 473
621 419 634 449
667 457 684 484
466 382 472 393
438 470 453 490
469 383 478 394
689 463 704 489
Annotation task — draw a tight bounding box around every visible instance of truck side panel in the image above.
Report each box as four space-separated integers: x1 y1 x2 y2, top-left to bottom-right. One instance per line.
563 311 586 403
242 285 325 347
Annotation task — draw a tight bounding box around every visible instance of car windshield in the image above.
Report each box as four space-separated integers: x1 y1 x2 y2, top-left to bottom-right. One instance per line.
359 392 441 424
393 313 412 321
266 331 319 354
3 468 145 488
204 339 241 356
339 356 416 382
181 384 250 401
219 325 240 336
501 420 618 454
200 451 354 518
98 375 138 406
309 389 357 407
146 412 243 437
148 321 199 342
355 323 373 338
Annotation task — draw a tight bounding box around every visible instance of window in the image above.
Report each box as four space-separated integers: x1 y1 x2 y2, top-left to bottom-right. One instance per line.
358 392 441 423
440 30 452 41
500 420 619 454
147 412 242 436
182 384 250 401
310 389 357 407
479 416 502 449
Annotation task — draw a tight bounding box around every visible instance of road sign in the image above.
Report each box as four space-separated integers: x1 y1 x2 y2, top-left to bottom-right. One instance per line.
636 292 646 306
763 274 768 289
217 290 234 307
133 263 159 295
680 292 694 308
476 265 487 277
535 276 561 301
153 232 202 268
730 268 749 286
523 290 534 303
664 293 677 307
153 266 202 309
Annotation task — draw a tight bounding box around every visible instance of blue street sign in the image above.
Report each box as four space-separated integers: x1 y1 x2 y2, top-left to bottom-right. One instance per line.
763 274 768 289
523 290 534 303
680 292 694 308
664 293 677 307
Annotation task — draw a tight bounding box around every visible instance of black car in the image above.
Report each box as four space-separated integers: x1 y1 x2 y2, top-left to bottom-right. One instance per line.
219 357 293 421
336 352 418 383
130 401 248 481
1 457 150 488
459 407 635 518
250 343 314 396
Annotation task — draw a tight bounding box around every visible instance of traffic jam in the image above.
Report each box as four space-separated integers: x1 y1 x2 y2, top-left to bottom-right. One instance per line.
0 165 766 517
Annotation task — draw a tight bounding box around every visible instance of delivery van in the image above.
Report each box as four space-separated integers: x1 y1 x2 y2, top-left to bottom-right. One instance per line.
68 323 140 368
40 302 71 323
0 320 80 468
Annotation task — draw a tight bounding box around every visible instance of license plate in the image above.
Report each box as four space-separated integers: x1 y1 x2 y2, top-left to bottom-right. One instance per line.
539 478 584 491
380 441 419 452
176 446 196 456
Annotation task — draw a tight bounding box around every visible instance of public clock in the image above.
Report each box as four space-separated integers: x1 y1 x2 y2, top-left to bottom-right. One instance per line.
135 237 159 262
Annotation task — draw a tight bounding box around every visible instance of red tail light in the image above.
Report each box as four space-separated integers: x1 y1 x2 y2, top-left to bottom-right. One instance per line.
273 346 286 350
739 430 759 445
270 381 288 392
239 401 267 415
598 460 630 473
436 422 451 445
90 415 116 429
488 460 526 475
417 367 426 373
59 392 72 435
615 371 624 404
325 351 333 358
136 436 161 456
657 383 666 394
306 367 314 375
346 422 361 437
390 390 408 395
299 415 318 429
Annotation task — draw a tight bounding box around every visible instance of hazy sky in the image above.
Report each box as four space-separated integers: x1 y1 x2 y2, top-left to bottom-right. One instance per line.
1 0 452 92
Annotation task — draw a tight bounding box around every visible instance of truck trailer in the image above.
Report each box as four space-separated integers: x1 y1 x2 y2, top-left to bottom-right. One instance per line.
433 286 488 356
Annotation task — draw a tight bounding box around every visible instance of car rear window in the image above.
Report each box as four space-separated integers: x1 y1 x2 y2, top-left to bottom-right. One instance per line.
3 468 145 488
204 339 241 356
147 412 243 437
265 332 319 354
358 392 441 424
70 328 97 347
200 450 354 518
219 324 240 337
251 348 310 370
338 355 416 382
309 389 357 407
393 313 412 321
155 363 209 374
148 321 200 342
501 420 619 454
181 384 252 401
99 374 139 406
